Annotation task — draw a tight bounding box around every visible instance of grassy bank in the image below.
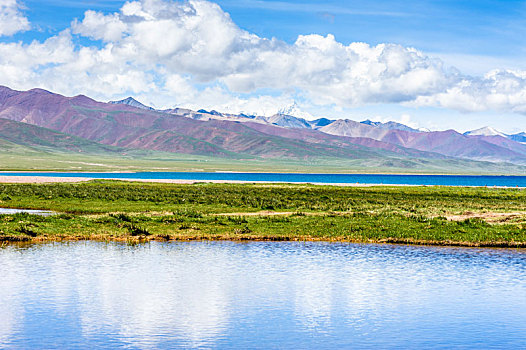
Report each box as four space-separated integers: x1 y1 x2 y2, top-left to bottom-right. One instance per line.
0 181 525 247
2 150 526 175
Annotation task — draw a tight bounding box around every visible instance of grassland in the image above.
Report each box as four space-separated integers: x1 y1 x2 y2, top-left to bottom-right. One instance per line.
2 148 526 175
0 181 525 247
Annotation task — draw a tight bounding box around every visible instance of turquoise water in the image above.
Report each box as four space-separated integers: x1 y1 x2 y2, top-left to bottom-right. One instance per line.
1 172 526 187
0 242 525 349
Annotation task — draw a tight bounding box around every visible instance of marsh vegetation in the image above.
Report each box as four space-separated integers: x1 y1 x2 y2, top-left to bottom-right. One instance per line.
0 181 525 247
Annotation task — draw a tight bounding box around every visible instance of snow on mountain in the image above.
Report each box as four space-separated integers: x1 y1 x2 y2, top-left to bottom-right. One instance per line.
109 97 153 110
266 114 312 129
277 102 314 120
464 126 507 137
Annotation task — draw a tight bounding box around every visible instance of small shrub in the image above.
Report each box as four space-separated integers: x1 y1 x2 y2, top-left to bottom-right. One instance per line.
161 216 183 224
234 225 252 234
227 216 248 224
17 225 38 237
109 213 133 222
125 223 151 236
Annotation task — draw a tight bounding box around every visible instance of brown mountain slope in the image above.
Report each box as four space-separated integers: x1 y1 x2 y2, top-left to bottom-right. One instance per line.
2 86 525 166
320 119 526 163
243 122 448 159
0 117 124 154
0 86 396 160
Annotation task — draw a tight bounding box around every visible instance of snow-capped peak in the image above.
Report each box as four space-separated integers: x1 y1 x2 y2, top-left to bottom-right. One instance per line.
109 97 153 110
464 126 507 137
278 102 313 120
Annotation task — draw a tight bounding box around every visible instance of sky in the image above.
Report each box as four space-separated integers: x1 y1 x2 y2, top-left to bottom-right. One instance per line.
1 0 526 133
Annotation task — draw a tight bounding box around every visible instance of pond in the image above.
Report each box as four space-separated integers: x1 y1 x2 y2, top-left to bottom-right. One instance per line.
0 241 525 349
0 208 55 216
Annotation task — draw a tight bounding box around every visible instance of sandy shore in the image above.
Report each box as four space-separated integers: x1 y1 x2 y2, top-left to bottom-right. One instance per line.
0 175 523 188
0 176 92 183
0 175 381 186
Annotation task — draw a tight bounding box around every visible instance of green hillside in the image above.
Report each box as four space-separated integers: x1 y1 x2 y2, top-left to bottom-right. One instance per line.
1 117 526 174
0 118 128 155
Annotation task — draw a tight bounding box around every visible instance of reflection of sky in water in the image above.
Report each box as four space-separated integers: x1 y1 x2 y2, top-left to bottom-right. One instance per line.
0 208 55 216
0 242 525 348
0 257 24 348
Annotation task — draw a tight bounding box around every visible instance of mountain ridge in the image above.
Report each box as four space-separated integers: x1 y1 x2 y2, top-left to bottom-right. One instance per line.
109 97 154 111
1 86 526 168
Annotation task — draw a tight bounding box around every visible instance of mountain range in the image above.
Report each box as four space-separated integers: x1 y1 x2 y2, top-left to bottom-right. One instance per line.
0 86 525 172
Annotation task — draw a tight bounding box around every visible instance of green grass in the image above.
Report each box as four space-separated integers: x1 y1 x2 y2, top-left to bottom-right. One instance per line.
1 149 526 174
0 181 525 247
2 113 526 174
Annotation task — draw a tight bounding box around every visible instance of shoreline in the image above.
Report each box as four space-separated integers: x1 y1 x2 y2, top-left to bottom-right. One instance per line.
2 170 526 176
1 180 524 249
0 175 524 189
2 235 526 249
0 175 411 187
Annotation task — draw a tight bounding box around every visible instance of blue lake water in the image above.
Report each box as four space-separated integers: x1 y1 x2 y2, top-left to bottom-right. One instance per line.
0 241 525 349
1 172 526 187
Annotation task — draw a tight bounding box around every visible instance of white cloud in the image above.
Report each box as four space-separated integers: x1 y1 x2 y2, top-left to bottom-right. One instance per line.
0 0 29 36
409 69 526 113
0 0 526 117
72 10 127 42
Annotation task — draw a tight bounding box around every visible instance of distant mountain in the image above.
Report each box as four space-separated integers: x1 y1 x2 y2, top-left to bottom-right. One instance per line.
1 85 525 169
360 120 382 127
265 114 312 129
0 118 124 154
197 109 223 116
509 132 526 143
277 102 313 120
361 119 422 133
321 119 526 164
0 86 421 161
464 126 507 137
321 119 387 138
309 118 334 129
110 97 154 111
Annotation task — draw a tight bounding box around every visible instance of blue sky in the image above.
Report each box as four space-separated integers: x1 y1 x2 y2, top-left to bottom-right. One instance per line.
2 0 526 132
19 0 526 72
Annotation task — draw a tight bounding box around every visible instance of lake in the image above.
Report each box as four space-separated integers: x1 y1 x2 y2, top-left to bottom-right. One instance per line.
1 172 526 187
0 241 525 349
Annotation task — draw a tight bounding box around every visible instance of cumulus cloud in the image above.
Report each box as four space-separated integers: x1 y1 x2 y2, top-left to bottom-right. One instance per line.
0 0 29 36
1 0 526 116
410 69 526 113
66 0 457 108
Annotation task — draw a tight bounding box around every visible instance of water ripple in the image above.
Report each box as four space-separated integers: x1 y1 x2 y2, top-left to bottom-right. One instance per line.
0 241 525 349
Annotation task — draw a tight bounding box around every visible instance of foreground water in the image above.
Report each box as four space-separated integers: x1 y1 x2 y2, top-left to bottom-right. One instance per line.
0 242 525 349
1 172 526 187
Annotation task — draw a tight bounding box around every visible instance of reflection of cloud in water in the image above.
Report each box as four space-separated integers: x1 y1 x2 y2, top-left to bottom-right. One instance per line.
3 242 525 348
73 244 232 348
293 267 334 331
0 252 25 347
